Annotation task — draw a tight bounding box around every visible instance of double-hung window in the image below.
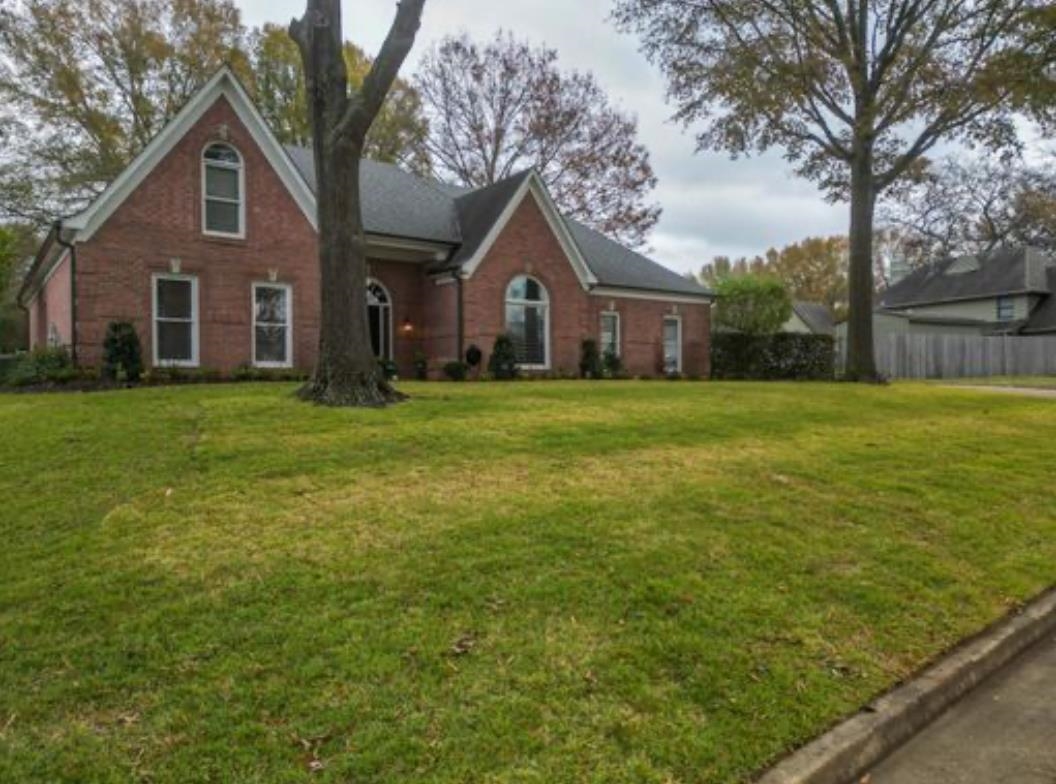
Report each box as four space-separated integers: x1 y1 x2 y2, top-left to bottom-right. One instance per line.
996 296 1014 322
253 283 292 367
203 143 244 237
600 311 620 357
662 315 682 375
153 275 198 367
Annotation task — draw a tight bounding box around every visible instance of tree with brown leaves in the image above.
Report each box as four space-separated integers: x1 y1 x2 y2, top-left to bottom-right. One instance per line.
289 0 424 407
416 31 660 249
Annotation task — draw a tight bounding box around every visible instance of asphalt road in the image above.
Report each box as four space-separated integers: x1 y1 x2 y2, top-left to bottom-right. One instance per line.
866 631 1056 783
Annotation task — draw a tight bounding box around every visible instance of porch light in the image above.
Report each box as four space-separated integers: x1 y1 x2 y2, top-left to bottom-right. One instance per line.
401 318 414 335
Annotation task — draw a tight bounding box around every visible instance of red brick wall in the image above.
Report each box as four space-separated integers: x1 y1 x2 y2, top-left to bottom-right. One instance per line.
73 96 320 372
67 92 710 378
462 193 591 375
587 295 711 377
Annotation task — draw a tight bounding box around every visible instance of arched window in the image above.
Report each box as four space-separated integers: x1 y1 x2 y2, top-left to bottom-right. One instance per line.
367 279 392 360
203 143 244 237
505 275 549 368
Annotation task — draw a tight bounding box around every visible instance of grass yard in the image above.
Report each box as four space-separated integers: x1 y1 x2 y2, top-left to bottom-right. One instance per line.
940 374 1056 389
2 381 1055 783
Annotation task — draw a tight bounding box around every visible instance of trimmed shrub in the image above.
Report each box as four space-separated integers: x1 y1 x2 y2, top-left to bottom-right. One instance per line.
102 321 144 382
602 349 623 378
579 339 602 379
465 344 483 369
443 361 468 381
413 351 429 381
713 275 793 335
487 334 519 380
378 358 398 380
5 346 75 386
711 333 835 380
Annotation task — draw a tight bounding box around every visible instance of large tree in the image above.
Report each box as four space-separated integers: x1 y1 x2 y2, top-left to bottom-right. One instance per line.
290 0 424 407
416 31 661 249
0 0 249 225
882 155 1056 261
615 0 1055 379
250 23 430 174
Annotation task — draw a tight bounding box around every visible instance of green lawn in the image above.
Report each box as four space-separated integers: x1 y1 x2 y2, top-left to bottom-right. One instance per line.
940 375 1056 389
2 381 1055 783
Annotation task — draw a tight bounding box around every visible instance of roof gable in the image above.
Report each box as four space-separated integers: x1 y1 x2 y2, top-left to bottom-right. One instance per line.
65 67 317 241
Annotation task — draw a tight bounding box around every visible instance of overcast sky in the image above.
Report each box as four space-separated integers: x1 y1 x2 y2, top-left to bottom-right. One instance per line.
236 0 848 274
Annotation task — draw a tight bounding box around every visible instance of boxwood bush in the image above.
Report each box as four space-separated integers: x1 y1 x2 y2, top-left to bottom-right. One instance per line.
711 333 835 380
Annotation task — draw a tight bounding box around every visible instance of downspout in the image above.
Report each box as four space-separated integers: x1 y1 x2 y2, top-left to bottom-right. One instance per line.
455 271 464 361
54 220 78 366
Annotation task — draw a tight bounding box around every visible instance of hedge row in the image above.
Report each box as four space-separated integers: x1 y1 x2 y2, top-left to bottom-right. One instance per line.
711 333 835 380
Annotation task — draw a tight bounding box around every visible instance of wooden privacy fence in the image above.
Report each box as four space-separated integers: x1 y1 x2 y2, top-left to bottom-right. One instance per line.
836 334 1056 379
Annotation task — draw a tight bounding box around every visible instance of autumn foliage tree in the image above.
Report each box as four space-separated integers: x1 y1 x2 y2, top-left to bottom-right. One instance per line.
0 0 249 224
415 31 660 249
250 23 430 174
290 0 424 407
615 0 1055 379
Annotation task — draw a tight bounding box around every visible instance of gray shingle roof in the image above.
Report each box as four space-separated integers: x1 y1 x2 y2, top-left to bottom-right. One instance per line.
283 145 710 298
791 301 835 335
880 246 1054 308
284 146 462 244
566 220 711 297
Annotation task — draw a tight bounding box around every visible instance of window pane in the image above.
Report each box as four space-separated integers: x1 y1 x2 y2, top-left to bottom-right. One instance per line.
206 199 240 234
507 303 546 365
255 287 287 324
205 144 240 164
369 305 382 358
157 279 192 319
663 319 680 372
601 314 618 355
255 325 287 364
157 321 193 362
206 165 240 200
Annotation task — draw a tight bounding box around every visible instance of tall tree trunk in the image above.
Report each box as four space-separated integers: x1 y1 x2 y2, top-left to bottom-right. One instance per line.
291 0 423 406
844 144 879 381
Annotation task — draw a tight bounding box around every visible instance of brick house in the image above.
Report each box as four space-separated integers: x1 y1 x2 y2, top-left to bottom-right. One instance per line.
18 68 713 379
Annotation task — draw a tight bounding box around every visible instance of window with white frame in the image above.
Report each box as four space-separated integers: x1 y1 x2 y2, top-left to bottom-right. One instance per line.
253 283 292 367
600 311 620 357
505 275 549 367
203 143 244 237
153 275 198 366
367 279 392 360
662 315 682 374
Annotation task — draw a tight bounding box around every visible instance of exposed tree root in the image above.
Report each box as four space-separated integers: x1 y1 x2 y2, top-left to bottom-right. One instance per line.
297 369 408 408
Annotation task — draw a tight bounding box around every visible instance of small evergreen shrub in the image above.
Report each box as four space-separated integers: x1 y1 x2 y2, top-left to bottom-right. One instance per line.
378 358 398 380
465 344 483 369
102 321 144 382
711 333 835 380
488 334 519 380
6 346 75 386
579 339 602 379
413 351 429 381
443 361 468 381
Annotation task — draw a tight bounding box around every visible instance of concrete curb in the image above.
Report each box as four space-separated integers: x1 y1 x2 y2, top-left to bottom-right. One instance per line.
755 587 1056 784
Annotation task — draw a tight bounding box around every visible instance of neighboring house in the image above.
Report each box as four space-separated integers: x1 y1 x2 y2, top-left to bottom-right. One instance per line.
17 68 713 379
836 246 1056 342
782 302 835 336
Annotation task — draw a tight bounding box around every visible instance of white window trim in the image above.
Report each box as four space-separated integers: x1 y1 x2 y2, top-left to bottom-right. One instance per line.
201 142 246 240
600 310 621 357
152 273 199 368
505 275 551 370
252 282 293 368
663 314 683 374
367 277 394 361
